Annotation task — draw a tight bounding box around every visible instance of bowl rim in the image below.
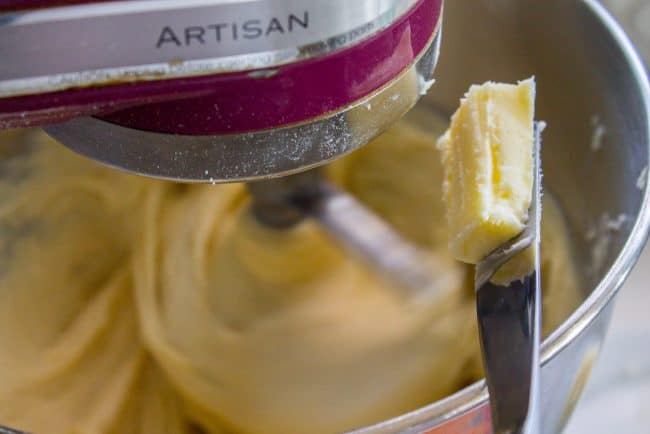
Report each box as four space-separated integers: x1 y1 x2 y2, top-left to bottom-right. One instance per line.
353 0 650 432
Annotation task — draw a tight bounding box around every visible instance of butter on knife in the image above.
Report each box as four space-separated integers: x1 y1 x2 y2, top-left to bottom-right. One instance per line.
437 78 536 284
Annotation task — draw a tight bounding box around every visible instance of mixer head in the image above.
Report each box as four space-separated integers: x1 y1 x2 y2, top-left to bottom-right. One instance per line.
0 0 443 182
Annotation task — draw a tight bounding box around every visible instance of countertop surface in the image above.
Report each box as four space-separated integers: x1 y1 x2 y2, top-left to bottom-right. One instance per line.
565 1 650 433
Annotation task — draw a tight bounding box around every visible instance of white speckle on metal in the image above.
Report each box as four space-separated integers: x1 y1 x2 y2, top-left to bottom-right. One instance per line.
586 213 630 276
605 214 629 231
590 115 607 151
418 76 436 96
636 166 647 191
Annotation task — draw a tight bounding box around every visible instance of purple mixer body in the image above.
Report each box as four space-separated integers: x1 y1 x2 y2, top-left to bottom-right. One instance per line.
0 0 442 135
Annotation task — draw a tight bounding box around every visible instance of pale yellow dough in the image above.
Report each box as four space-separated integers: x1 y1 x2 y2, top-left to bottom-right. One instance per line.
0 124 580 434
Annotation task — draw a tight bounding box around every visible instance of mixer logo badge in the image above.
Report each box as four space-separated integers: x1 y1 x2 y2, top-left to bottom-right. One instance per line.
156 12 310 48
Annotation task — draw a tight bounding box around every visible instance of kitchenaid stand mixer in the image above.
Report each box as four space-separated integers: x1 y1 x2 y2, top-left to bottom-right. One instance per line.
0 0 442 182
0 1 540 433
0 0 447 292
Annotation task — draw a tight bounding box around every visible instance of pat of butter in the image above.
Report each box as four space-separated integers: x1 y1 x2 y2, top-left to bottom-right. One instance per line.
437 78 535 265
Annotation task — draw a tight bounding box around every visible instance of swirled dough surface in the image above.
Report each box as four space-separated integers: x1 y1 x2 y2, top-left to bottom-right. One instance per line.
0 124 581 434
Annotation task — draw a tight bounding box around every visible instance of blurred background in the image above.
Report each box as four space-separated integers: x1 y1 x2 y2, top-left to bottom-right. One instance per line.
565 2 650 432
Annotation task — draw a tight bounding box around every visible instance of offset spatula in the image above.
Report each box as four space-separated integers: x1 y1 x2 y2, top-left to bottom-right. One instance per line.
474 123 543 434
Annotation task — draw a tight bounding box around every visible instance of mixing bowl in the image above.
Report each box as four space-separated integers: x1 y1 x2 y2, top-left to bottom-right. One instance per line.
1 1 649 434
349 0 650 433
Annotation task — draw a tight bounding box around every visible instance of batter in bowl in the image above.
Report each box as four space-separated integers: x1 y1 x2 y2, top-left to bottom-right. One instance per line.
0 120 581 433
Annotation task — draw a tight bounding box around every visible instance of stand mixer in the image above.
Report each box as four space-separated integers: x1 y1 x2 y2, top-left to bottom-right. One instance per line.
0 0 446 292
0 1 549 431
0 0 442 182
0 1 559 433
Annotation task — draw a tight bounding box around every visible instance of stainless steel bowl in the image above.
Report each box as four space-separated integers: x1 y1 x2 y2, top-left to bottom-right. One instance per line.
351 0 650 433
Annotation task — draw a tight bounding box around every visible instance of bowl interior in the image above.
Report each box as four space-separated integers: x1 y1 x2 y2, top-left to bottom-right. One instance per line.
350 1 650 432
